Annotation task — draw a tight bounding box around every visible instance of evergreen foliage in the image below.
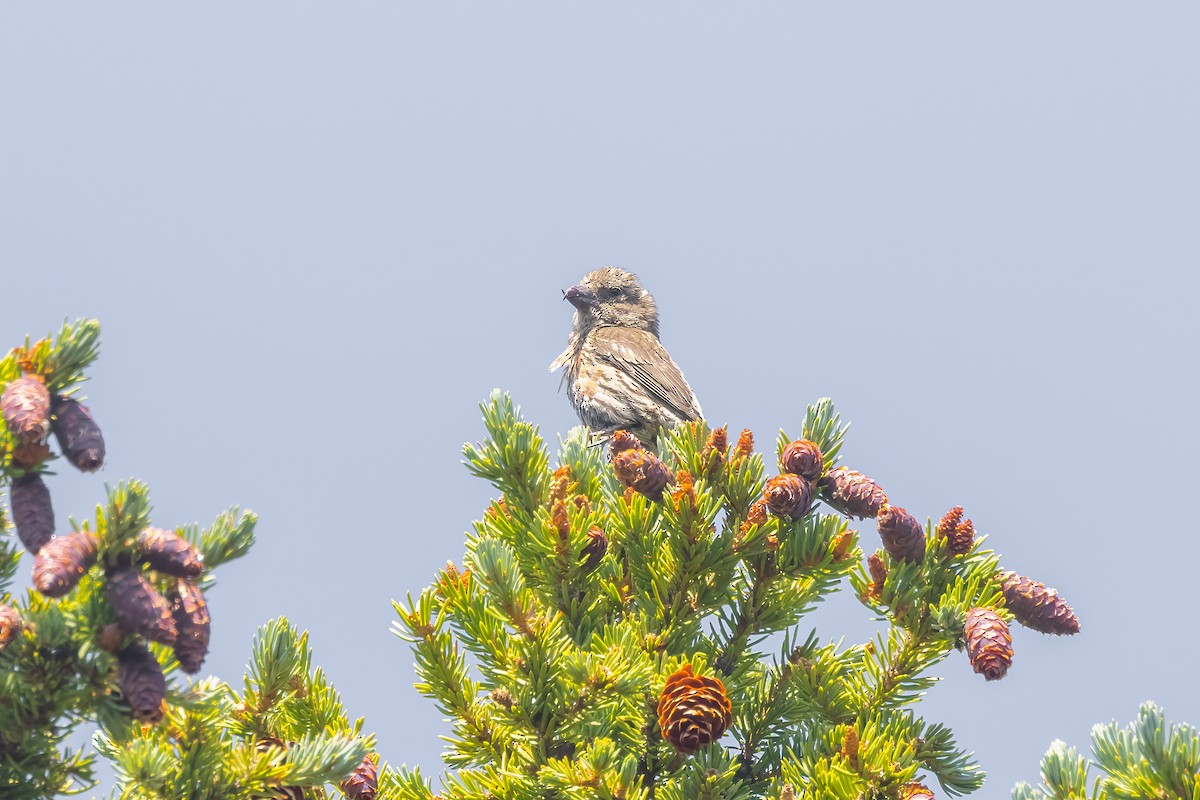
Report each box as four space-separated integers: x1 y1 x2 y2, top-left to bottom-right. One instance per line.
1 318 1191 799
391 391 1033 798
1013 703 1199 800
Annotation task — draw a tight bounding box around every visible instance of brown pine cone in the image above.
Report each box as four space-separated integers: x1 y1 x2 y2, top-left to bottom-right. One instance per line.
963 607 1013 681
780 439 823 481
136 527 204 578
657 664 733 753
32 531 100 597
97 622 125 653
117 641 166 723
612 447 671 501
2 375 51 444
11 472 55 554
340 753 378 800
107 566 177 646
170 579 211 674
876 505 926 563
999 572 1080 635
11 441 51 469
818 468 887 519
763 474 814 521
50 395 105 472
0 605 22 650
581 526 608 570
936 506 974 555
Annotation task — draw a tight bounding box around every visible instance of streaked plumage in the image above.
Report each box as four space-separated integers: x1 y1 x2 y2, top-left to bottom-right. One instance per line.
550 267 702 445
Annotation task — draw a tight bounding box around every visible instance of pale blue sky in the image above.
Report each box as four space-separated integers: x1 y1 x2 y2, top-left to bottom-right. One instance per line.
2 3 1198 795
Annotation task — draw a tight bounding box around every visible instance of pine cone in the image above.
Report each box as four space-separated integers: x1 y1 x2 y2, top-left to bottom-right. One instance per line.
732 429 754 463
2 375 51 444
50 395 105 472
117 641 166 723
97 622 125 653
170 579 211 673
780 439 823 481
32 531 100 597
700 426 728 480
11 441 51 469
612 447 671 501
340 753 378 800
963 607 1013 681
763 474 813 521
999 572 1080 635
818 468 887 519
900 782 936 800
936 506 974 555
136 527 204 578
608 430 643 456
657 664 733 753
876 505 926 563
582 526 607 569
107 566 177 646
0 604 22 650
11 472 55 554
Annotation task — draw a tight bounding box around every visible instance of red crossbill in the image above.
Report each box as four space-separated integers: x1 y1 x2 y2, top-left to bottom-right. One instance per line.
550 267 703 446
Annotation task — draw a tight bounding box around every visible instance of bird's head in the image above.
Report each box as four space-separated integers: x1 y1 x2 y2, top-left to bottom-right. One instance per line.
562 267 660 337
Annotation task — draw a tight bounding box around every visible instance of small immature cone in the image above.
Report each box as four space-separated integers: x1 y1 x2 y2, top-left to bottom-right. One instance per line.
819 467 887 519
763 474 814 521
780 439 823 481
2 375 51 444
608 430 643 456
876 505 926 563
32 531 100 597
612 448 672 501
340 753 378 800
50 395 106 472
11 442 51 469
170 579 211 673
732 429 754 463
10 472 55 554
700 426 728 479
136 527 204 578
117 641 166 723
657 664 733 753
107 566 177 646
0 604 22 650
963 607 1013 681
97 622 125 653
549 465 572 505
582 526 608 569
936 506 974 555
999 572 1080 635
865 552 888 601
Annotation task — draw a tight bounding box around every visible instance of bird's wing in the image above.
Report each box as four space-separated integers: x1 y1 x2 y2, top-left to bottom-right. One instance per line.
588 327 703 421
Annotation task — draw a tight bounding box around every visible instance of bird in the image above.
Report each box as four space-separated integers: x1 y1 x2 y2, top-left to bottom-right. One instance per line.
549 267 703 446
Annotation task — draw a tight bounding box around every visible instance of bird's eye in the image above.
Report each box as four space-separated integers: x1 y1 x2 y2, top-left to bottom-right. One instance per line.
604 287 622 299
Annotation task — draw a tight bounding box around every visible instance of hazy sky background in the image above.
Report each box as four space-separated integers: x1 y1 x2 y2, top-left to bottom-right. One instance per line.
3 3 1198 796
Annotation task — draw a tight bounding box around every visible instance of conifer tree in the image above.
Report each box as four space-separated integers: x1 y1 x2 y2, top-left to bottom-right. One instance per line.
390 391 1078 798
0 321 379 800
2 319 1194 798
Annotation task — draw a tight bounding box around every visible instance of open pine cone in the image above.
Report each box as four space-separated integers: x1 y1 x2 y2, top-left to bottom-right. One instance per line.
656 664 733 753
